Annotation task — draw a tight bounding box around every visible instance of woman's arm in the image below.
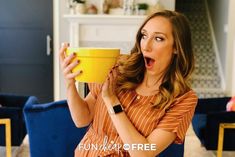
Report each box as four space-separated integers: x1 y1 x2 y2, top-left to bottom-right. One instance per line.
59 43 96 127
109 110 176 157
101 70 176 157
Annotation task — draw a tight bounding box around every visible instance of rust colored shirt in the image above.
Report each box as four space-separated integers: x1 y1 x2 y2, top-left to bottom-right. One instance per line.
75 83 198 157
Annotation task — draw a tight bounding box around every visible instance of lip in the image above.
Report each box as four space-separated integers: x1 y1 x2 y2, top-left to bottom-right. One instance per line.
145 62 154 70
144 56 155 70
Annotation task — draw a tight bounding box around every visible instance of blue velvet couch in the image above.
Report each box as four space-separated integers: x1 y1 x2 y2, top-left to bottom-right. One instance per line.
23 100 88 157
0 94 38 146
192 97 235 150
24 100 184 157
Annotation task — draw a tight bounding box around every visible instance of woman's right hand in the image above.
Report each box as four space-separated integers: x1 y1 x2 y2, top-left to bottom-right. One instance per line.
59 43 82 88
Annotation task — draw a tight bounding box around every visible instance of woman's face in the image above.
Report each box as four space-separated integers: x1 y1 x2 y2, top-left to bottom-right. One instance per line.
140 16 175 76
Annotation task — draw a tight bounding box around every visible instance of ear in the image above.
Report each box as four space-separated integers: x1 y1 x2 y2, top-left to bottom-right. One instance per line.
173 49 177 54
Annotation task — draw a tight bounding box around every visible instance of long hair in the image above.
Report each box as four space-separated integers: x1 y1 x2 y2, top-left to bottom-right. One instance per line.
116 10 194 109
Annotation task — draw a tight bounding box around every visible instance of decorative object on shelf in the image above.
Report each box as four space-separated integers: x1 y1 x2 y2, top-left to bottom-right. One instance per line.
109 8 124 15
67 0 76 14
86 4 98 14
148 0 164 15
67 0 86 14
102 0 110 14
102 0 123 14
123 0 137 15
73 0 86 14
137 3 149 15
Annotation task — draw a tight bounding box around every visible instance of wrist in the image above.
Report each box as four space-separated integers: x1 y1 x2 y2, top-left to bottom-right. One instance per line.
66 81 75 89
108 103 124 115
103 96 119 107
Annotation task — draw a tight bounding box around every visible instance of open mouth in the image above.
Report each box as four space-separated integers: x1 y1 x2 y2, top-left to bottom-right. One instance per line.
144 56 155 68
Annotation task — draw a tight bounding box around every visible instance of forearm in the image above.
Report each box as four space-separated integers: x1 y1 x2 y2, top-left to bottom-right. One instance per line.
110 113 155 157
66 84 92 127
106 99 156 157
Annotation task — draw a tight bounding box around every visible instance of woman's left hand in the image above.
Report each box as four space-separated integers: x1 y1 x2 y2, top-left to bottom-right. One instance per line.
101 68 119 106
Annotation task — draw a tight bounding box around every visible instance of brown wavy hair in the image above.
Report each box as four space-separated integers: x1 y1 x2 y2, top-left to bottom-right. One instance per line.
116 10 194 109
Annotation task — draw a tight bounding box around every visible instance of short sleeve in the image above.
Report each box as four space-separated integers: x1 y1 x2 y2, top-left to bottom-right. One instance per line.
88 83 103 99
156 90 198 144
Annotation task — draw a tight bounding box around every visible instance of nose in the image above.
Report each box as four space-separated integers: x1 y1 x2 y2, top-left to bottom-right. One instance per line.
142 38 152 52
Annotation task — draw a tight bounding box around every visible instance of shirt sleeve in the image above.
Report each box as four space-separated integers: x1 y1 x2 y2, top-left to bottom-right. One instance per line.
88 83 103 99
156 90 198 144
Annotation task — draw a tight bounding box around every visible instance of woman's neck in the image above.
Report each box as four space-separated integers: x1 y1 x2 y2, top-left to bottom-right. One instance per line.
144 72 163 88
135 73 163 96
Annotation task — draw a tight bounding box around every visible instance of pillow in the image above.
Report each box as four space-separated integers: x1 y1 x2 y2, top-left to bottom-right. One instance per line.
226 96 235 111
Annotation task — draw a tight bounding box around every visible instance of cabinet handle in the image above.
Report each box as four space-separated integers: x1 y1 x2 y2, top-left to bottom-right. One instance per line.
46 35 51 56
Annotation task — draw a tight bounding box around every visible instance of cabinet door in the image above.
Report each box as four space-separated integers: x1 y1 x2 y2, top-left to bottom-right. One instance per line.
0 0 53 103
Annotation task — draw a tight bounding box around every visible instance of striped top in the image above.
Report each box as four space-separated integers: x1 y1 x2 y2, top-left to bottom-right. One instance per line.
75 83 198 157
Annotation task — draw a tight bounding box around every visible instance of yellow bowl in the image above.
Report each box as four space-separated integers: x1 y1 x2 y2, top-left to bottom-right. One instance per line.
66 47 120 83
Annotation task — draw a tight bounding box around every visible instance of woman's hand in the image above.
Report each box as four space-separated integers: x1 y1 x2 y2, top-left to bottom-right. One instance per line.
101 68 119 106
59 43 82 88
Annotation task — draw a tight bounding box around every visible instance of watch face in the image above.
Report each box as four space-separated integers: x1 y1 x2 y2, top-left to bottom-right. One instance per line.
113 104 123 114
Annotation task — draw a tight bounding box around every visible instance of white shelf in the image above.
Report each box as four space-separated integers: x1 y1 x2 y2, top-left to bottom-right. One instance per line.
63 14 146 24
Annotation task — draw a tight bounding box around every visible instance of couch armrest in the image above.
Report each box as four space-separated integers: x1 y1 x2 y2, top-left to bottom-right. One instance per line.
195 97 231 114
207 111 235 122
205 111 235 150
24 99 66 111
24 100 88 157
0 95 38 146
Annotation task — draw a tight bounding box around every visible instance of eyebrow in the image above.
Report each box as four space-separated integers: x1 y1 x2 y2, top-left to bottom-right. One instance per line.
141 29 166 36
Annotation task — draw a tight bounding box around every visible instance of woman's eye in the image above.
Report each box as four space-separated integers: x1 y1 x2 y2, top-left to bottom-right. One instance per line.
155 37 164 41
141 33 147 39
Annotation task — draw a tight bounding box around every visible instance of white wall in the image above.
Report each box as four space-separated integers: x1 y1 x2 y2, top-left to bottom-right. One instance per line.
232 39 235 95
227 0 235 95
207 0 235 95
54 0 70 100
207 0 228 77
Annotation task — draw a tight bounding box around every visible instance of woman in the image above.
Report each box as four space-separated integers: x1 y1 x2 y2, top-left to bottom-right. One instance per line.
59 10 198 157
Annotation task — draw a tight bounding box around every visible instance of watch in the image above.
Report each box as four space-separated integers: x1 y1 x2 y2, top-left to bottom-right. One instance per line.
109 104 124 114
